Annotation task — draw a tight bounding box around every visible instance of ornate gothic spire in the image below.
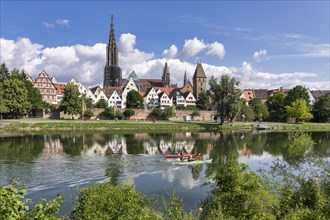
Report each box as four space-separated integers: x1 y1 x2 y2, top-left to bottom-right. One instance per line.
106 15 118 67
183 70 187 85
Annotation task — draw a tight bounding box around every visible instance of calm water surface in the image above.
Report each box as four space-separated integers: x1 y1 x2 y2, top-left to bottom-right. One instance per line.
0 131 329 215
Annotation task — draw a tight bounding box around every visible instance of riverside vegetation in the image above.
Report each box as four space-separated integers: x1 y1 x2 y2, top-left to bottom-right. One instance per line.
1 133 329 219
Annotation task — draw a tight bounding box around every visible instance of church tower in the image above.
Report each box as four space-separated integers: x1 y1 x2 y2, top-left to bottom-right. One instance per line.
193 62 207 100
162 61 171 87
104 16 122 88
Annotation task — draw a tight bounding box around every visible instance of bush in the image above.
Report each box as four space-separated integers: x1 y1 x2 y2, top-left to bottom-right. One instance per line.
94 99 107 108
0 179 64 219
83 109 94 118
123 108 135 118
71 184 162 220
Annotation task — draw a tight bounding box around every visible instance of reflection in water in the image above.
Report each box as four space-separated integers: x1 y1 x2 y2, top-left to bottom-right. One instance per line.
0 131 329 215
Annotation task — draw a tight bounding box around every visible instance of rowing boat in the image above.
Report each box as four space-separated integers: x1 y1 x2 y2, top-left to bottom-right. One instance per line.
172 159 212 165
164 154 193 159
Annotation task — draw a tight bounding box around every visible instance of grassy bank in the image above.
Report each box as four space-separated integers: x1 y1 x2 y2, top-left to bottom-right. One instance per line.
1 119 329 132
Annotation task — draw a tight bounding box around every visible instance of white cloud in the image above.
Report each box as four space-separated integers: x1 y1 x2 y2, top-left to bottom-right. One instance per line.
162 44 178 59
253 49 268 62
56 19 70 27
42 21 54 29
0 36 328 91
206 41 225 59
181 37 207 58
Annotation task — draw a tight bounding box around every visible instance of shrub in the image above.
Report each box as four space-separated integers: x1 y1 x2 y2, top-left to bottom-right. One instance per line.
123 108 135 118
71 184 162 220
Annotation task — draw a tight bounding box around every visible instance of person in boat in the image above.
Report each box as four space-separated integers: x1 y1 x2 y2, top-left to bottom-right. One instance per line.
179 150 184 161
194 153 202 160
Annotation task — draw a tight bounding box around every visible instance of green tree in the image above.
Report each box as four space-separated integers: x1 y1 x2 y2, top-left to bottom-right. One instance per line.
126 90 144 109
61 82 81 119
195 92 210 110
95 98 107 108
249 98 269 120
0 179 64 219
123 108 135 118
0 82 9 119
286 85 310 107
209 75 241 125
2 77 31 118
200 157 277 219
23 79 46 109
312 94 330 122
71 184 162 220
240 102 254 122
266 91 287 122
0 63 10 80
286 99 313 122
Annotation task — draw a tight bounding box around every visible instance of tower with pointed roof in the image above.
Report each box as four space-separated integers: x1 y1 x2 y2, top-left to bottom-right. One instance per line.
104 15 122 88
162 61 171 87
193 62 207 100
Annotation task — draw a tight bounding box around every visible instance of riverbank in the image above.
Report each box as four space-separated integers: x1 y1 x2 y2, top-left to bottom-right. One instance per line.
1 119 329 132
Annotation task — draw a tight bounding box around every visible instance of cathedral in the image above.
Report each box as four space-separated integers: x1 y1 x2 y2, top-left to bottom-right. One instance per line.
103 16 207 108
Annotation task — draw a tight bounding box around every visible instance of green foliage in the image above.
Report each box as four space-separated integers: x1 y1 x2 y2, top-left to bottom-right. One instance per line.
286 99 313 122
286 85 310 107
209 75 241 125
61 83 81 119
195 92 210 110
23 79 46 109
239 102 254 121
312 94 330 122
85 98 94 109
0 179 64 219
126 90 144 109
71 183 162 220
201 157 278 219
0 63 10 79
0 82 9 115
83 109 94 118
190 110 200 120
2 77 32 118
95 98 107 108
149 107 174 120
104 107 123 120
266 91 287 122
161 186 185 220
249 98 269 120
123 108 135 118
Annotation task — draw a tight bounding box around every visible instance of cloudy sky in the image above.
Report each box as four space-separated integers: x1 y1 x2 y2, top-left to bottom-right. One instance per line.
1 1 329 90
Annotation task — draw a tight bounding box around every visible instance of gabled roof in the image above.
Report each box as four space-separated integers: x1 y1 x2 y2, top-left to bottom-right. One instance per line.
193 63 206 79
122 71 142 87
168 88 182 98
253 89 268 100
242 90 255 101
90 85 102 94
180 80 193 93
154 87 174 96
311 90 330 100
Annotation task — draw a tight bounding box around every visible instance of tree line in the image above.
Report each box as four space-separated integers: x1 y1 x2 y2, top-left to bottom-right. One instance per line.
1 63 329 123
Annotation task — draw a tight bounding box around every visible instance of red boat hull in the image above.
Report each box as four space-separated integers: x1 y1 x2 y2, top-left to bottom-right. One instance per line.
164 154 193 159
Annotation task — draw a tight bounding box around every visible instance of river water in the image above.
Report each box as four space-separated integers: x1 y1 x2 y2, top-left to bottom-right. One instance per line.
0 131 329 216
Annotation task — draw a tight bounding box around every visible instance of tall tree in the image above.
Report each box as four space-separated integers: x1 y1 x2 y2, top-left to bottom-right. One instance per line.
196 92 210 110
126 90 144 109
0 63 10 80
312 94 330 122
2 78 31 118
286 99 313 122
249 98 269 120
286 85 310 107
0 82 9 119
23 79 46 109
266 91 287 122
61 83 81 119
209 75 241 125
240 102 254 122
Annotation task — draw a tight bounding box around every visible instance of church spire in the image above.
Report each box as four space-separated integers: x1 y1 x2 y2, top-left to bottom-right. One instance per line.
104 15 122 88
162 61 171 87
183 70 187 85
106 15 118 67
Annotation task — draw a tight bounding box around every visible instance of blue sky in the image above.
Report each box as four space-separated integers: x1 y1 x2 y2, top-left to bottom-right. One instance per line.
1 1 329 90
